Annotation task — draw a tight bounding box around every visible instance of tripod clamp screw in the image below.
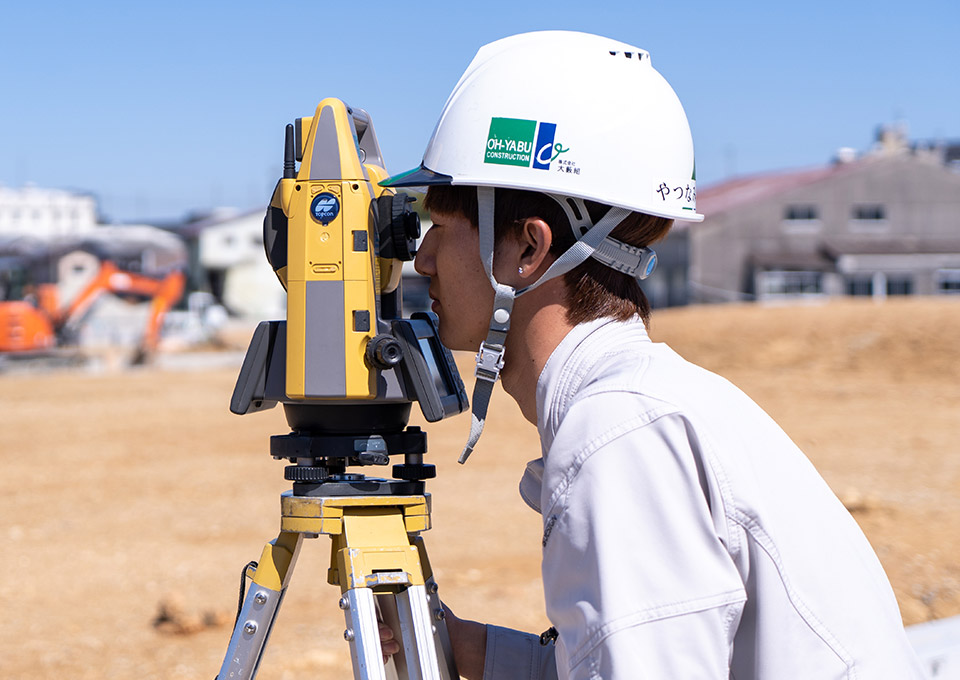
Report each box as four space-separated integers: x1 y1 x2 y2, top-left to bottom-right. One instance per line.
254 591 268 605
339 596 350 611
244 621 258 635
344 628 355 642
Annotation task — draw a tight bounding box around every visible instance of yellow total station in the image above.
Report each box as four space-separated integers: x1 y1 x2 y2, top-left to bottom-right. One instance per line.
218 100 467 680
265 98 418 401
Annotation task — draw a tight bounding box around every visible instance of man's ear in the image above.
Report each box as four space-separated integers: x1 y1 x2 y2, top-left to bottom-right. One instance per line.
517 217 554 281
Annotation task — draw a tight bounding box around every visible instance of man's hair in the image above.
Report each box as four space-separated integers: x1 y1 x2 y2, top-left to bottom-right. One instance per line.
423 186 673 326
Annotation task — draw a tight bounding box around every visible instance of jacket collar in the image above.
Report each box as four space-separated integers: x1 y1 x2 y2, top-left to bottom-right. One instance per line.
519 316 651 514
535 316 651 456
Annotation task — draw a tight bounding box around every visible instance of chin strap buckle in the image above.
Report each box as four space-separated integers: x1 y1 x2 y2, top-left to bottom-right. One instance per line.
475 342 506 383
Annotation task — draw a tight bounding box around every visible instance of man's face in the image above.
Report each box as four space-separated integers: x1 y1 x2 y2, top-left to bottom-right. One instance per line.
414 210 495 351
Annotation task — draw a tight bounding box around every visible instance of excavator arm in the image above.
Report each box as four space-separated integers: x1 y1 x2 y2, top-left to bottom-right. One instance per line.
133 269 186 363
56 261 186 361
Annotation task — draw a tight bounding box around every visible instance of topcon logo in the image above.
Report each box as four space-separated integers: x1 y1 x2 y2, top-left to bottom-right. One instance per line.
484 118 567 170
310 192 340 225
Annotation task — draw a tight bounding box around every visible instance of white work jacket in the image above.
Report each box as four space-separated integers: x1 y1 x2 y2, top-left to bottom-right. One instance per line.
482 317 926 680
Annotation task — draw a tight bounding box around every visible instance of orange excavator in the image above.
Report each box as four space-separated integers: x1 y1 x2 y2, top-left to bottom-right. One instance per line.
0 260 185 364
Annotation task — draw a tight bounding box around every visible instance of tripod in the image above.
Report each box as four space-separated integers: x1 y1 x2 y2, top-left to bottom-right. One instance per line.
217 411 459 680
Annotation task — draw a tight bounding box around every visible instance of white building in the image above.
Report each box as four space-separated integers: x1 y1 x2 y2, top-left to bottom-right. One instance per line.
197 209 286 319
0 186 98 237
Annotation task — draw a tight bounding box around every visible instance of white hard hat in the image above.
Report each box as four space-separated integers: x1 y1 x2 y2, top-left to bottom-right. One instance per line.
384 30 702 222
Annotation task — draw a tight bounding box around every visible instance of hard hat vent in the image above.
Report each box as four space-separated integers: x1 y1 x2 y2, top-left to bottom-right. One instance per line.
609 50 642 60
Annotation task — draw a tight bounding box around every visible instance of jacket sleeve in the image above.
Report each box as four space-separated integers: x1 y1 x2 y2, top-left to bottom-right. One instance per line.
540 408 747 679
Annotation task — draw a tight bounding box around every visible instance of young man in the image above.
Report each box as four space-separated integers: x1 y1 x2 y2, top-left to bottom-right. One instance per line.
382 31 925 679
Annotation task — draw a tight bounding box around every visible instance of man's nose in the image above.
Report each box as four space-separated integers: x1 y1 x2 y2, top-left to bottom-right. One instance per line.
414 232 435 276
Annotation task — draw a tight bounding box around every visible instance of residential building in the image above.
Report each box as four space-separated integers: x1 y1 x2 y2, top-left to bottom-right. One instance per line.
0 186 98 236
689 127 960 303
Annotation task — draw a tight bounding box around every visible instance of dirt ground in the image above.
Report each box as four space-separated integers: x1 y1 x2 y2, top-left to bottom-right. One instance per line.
1 297 958 679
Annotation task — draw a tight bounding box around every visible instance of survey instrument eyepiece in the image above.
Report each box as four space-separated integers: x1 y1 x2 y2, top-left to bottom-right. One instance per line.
377 193 420 261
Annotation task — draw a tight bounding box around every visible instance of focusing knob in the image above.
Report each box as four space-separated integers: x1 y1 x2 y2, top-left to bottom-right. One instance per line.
366 334 403 369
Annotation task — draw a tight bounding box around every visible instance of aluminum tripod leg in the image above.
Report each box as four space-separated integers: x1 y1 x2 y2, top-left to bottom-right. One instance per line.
333 508 457 680
341 584 449 680
218 531 303 680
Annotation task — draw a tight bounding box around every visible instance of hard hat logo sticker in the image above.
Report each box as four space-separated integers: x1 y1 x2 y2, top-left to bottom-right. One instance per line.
311 193 340 225
485 118 568 171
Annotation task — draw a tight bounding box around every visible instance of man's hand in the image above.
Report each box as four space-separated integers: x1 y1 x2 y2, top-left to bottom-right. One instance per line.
379 620 400 663
377 603 487 679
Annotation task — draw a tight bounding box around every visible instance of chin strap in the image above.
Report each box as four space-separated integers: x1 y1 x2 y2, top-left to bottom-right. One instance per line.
460 187 514 462
459 188 652 463
459 281 515 463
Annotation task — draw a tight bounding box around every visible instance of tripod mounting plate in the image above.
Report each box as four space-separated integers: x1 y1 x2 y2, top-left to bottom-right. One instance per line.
280 490 431 535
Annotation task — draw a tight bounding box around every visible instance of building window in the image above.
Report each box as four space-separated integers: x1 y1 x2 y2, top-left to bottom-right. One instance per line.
886 276 913 296
784 205 819 221
852 204 886 221
757 270 823 298
849 203 888 233
846 276 873 296
782 204 821 234
936 269 960 294
847 273 913 297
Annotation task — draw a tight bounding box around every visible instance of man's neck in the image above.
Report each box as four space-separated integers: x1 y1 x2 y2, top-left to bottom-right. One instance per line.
499 283 573 425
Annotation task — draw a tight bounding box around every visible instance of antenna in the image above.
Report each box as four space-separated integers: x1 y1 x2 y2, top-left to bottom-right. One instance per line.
283 124 296 179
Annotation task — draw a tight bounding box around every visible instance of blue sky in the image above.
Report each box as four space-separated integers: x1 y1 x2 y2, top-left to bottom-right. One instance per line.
0 0 956 223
